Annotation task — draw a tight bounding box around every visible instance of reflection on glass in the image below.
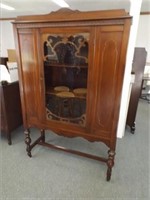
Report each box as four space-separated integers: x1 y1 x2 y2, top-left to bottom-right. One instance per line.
42 33 89 126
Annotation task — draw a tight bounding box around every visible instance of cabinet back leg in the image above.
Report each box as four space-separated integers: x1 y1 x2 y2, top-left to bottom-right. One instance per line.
24 129 32 157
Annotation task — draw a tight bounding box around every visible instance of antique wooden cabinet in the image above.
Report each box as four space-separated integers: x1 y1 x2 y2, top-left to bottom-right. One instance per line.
13 9 131 181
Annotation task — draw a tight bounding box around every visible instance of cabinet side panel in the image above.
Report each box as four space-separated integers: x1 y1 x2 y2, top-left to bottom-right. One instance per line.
18 30 39 121
93 27 123 137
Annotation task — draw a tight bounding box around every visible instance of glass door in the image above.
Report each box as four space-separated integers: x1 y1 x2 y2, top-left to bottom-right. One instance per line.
42 31 89 126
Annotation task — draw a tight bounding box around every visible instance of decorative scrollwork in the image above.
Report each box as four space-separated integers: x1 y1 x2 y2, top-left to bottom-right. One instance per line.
46 108 86 126
43 33 89 65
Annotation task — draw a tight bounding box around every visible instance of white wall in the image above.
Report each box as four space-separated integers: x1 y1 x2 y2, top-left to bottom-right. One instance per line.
0 20 15 57
136 15 150 62
136 15 150 86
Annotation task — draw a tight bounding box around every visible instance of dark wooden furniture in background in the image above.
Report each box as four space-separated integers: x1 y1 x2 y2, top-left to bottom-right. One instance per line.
126 48 147 133
0 57 8 69
13 8 131 181
0 81 22 145
140 74 150 103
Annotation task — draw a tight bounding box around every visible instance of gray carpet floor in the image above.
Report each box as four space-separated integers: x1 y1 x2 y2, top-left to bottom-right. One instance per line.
0 100 150 200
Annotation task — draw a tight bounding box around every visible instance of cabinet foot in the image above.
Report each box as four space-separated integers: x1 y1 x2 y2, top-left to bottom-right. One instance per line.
7 133 12 145
8 140 12 145
131 122 136 134
106 150 115 181
25 129 32 157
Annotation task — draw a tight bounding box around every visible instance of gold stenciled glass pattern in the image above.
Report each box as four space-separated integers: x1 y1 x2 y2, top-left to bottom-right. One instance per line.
42 32 89 126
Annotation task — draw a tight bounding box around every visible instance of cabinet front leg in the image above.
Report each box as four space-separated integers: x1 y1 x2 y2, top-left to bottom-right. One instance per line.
25 129 32 157
40 129 45 142
106 150 115 181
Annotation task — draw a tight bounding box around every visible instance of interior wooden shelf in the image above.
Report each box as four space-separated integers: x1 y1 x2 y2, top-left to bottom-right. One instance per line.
44 62 88 69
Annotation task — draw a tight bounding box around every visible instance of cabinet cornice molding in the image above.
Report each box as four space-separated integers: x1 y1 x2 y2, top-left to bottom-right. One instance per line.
13 8 131 24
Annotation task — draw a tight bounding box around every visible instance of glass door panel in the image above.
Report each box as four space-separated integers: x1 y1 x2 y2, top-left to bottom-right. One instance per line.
42 32 89 126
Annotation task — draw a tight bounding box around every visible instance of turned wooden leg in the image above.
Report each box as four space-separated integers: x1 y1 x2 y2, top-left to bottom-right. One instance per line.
24 129 32 157
131 122 136 134
40 129 45 142
106 150 115 181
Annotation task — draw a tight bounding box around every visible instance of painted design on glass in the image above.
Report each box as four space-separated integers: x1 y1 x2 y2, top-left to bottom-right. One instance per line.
43 33 89 126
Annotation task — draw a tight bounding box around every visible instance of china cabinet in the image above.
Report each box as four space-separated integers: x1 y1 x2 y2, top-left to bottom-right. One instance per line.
13 8 131 181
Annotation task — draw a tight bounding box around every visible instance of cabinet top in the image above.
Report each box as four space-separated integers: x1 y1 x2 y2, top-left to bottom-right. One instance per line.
13 8 131 24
